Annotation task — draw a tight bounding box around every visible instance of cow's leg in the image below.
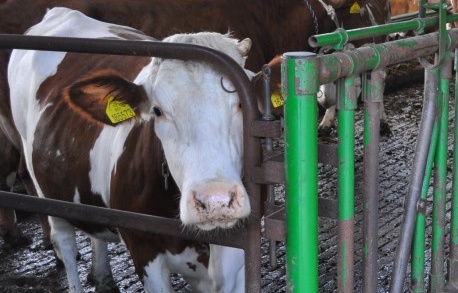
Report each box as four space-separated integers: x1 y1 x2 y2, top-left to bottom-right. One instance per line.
18 155 52 249
208 245 244 293
87 237 119 293
0 175 31 247
0 142 30 247
0 206 30 246
318 105 336 136
49 216 83 293
317 83 337 136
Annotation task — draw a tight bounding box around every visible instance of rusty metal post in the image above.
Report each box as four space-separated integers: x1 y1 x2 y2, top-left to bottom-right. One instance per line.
361 68 384 292
260 64 278 270
411 104 439 293
390 68 439 293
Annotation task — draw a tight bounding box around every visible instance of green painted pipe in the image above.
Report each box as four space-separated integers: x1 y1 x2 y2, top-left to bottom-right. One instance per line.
337 77 356 292
447 48 458 289
283 52 319 293
309 14 458 49
430 53 451 293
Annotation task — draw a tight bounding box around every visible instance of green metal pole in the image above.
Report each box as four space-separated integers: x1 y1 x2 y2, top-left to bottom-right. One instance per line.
411 108 439 293
337 77 356 293
430 52 451 293
283 52 319 293
446 49 458 291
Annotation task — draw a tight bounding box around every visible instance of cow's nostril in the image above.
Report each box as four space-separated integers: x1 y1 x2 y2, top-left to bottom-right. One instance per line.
193 191 207 210
227 190 236 208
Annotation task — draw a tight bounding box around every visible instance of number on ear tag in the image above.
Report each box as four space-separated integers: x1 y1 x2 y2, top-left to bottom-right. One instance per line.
106 95 136 123
271 92 285 108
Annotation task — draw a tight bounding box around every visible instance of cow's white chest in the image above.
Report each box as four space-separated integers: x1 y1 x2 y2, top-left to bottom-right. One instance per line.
142 246 213 293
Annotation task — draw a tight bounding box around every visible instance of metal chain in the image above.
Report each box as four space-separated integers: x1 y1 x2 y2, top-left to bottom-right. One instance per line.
304 0 320 36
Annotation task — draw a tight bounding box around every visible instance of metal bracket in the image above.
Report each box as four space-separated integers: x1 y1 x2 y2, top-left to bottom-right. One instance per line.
419 0 449 69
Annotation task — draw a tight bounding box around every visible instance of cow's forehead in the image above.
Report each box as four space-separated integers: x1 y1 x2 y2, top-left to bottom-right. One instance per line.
152 61 228 107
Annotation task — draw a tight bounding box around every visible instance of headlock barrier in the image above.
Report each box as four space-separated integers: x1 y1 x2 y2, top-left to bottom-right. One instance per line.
0 35 266 292
2 1 458 292
281 1 458 292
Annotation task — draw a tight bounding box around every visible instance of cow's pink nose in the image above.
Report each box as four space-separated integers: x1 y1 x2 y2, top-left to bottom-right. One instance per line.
192 186 238 212
181 180 250 230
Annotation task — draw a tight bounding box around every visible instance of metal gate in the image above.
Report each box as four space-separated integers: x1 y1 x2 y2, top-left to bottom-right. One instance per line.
280 1 458 292
0 34 271 292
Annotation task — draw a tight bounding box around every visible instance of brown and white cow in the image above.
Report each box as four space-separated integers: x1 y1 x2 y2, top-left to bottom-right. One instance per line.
7 7 252 292
0 0 388 247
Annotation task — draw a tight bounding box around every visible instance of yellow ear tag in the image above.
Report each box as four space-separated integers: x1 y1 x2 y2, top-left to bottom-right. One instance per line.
106 95 136 123
271 91 285 108
350 2 361 13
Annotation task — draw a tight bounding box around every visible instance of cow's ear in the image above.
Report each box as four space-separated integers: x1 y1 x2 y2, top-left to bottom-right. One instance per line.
237 38 251 57
67 74 149 126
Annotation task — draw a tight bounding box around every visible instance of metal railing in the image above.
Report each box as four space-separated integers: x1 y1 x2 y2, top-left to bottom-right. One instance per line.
0 34 263 292
283 15 458 293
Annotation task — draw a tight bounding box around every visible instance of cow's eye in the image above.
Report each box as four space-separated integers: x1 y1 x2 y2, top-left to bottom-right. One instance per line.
153 106 163 117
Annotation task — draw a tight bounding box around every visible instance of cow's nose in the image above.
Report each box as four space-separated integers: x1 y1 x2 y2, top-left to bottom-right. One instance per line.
181 180 250 230
192 186 238 212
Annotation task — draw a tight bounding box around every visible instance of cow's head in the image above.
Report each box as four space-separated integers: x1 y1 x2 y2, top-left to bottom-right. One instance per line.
147 32 252 230
64 32 252 231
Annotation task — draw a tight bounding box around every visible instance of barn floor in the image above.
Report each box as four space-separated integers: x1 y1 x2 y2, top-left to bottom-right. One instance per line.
0 61 451 292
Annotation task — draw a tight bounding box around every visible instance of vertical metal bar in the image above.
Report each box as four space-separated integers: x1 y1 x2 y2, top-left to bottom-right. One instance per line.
260 64 278 270
362 69 384 292
418 0 427 35
430 51 451 293
411 118 439 293
390 69 438 293
445 49 458 293
337 76 356 293
283 52 319 293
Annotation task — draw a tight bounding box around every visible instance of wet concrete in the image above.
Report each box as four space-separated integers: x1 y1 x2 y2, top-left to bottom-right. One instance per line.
0 61 450 292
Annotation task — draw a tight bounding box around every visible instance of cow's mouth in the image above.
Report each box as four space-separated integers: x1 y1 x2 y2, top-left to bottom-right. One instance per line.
196 219 239 231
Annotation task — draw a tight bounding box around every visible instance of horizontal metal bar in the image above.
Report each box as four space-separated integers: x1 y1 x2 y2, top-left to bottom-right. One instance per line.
309 13 458 48
316 28 458 85
0 191 249 248
0 34 257 119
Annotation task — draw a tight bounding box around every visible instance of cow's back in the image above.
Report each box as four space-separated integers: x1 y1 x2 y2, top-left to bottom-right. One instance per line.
8 8 153 209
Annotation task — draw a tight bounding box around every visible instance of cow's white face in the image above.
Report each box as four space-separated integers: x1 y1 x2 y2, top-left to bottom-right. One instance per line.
147 33 252 230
